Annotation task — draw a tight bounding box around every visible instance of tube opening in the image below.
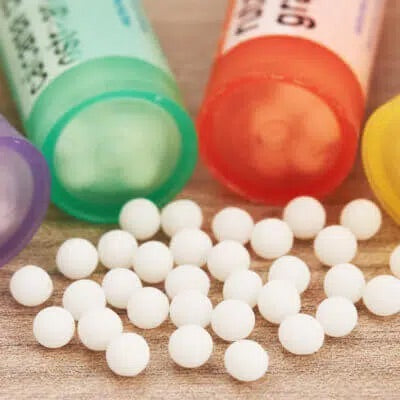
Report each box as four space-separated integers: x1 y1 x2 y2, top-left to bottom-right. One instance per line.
45 91 197 223
54 97 181 203
0 147 33 246
200 78 357 203
0 136 49 266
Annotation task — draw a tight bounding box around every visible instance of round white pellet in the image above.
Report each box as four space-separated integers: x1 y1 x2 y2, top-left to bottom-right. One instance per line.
211 299 255 342
223 270 262 307
10 265 53 307
278 314 324 355
119 198 161 241
324 263 365 303
161 199 203 237
170 228 212 267
363 275 400 316
102 268 142 309
389 245 400 279
212 207 254 244
268 256 311 294
78 307 123 351
133 241 173 284
224 340 269 382
283 196 326 240
340 199 382 240
56 238 98 280
316 297 358 337
165 264 210 299
257 280 301 324
314 225 357 267
106 333 150 377
250 219 294 260
168 325 213 368
207 240 250 282
62 279 106 320
127 287 169 329
33 307 75 349
169 290 213 328
97 230 137 269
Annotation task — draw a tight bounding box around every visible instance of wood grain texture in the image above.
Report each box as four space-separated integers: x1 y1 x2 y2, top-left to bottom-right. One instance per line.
1 1 400 399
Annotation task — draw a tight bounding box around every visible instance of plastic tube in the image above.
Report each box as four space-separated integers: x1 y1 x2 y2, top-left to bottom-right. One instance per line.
198 0 386 204
0 0 197 223
0 115 49 266
363 96 400 224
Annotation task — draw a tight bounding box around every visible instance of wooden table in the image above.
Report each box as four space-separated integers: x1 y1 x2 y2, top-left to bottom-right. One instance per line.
1 1 400 399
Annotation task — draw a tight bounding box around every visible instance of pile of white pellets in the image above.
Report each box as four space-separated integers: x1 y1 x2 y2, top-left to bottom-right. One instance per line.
9 196 400 382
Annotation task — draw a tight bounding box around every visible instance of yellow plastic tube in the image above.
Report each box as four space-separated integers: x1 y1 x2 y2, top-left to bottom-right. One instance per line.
363 96 400 223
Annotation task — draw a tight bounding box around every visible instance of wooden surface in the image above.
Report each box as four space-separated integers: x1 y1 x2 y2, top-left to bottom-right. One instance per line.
1 1 400 399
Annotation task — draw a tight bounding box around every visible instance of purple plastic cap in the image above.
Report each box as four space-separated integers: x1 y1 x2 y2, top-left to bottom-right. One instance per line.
0 116 50 266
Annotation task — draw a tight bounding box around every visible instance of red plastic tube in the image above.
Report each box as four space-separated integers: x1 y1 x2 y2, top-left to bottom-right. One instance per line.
198 0 386 204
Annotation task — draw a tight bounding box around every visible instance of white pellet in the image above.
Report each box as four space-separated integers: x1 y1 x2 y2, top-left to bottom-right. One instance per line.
268 255 311 294
127 287 169 329
78 307 123 351
390 245 400 279
340 199 382 240
283 196 326 240
170 228 212 267
207 240 250 282
10 265 53 307
161 199 203 237
56 238 98 280
211 299 255 342
106 333 150 377
102 268 142 309
224 340 269 382
257 280 301 324
133 241 173 284
314 225 357 267
33 307 75 349
251 218 294 260
164 264 210 299
168 325 213 368
169 290 213 328
316 297 358 337
119 198 161 241
324 263 365 303
278 314 324 355
62 279 106 321
363 275 400 316
223 270 262 307
97 230 137 269
212 207 254 244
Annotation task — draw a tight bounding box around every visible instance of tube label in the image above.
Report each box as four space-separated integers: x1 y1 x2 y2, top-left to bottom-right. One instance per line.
0 0 172 118
221 0 386 93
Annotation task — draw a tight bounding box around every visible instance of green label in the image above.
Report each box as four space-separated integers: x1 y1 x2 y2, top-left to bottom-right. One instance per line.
0 0 172 118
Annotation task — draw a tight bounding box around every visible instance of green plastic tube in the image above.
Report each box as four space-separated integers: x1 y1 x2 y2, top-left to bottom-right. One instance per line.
0 0 197 223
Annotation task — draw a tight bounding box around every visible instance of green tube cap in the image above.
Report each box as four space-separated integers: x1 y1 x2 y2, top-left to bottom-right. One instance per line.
46 93 197 223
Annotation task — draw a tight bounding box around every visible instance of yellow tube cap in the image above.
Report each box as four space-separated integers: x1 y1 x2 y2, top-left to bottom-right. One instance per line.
363 96 400 224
